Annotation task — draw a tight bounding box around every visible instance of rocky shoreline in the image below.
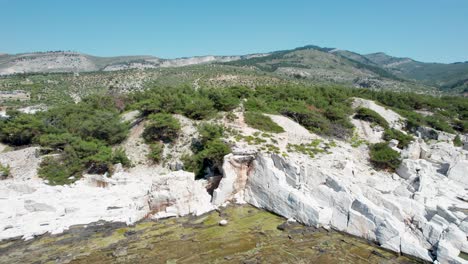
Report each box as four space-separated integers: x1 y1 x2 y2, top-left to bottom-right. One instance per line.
0 98 467 263
0 205 423 264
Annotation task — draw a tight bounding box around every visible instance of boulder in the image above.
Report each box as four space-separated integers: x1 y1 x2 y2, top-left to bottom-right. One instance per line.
437 239 467 264
149 171 214 218
400 232 433 262
396 159 434 180
447 160 468 188
401 138 428 160
417 126 439 140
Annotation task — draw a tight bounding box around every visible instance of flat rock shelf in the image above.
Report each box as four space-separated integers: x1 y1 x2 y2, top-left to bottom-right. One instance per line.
0 205 423 264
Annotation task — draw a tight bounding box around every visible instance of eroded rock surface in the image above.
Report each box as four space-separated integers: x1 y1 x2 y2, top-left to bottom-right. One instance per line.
0 99 467 263
213 103 468 263
0 166 212 241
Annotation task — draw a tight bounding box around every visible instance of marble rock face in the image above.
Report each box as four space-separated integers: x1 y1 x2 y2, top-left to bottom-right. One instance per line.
214 141 467 263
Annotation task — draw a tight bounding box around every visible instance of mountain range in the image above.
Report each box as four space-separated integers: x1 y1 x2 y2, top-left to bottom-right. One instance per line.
1 45 467 95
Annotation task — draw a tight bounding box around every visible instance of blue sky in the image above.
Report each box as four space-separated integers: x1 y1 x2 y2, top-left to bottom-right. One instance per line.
0 0 467 63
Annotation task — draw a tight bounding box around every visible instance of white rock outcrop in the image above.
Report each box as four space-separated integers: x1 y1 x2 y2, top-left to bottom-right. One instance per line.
0 165 212 241
213 109 468 263
1 99 467 264
447 160 468 188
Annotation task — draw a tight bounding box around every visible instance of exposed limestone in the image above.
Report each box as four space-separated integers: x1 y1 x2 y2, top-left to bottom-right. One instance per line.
149 170 214 218
352 98 406 130
120 120 151 165
0 99 467 263
447 160 468 188
351 118 384 144
0 166 212 241
212 111 468 263
0 147 42 181
212 152 255 206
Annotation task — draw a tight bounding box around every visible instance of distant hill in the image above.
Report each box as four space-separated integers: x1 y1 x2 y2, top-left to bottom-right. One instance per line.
1 46 467 95
363 52 468 93
0 51 266 76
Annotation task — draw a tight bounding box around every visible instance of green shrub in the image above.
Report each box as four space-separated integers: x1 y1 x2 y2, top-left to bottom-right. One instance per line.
183 97 215 120
0 94 132 185
369 143 401 170
425 115 455 134
197 123 224 144
112 147 132 167
453 120 468 133
73 110 129 144
205 89 240 111
38 157 77 185
244 112 284 133
0 113 44 145
183 124 231 178
383 129 414 149
199 138 231 165
244 97 271 113
354 108 389 128
0 163 10 178
148 143 164 163
143 113 181 143
84 147 114 174
43 101 128 145
454 135 463 147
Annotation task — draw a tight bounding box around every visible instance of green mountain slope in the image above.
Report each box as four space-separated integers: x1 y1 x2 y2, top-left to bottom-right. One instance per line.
222 46 434 93
365 53 468 93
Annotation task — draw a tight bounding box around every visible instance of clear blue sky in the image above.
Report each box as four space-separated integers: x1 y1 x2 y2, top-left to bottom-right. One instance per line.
1 0 467 63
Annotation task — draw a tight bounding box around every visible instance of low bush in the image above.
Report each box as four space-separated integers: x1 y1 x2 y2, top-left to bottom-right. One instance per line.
453 120 468 133
183 123 231 178
183 97 215 120
112 147 132 167
148 143 164 163
453 135 463 147
369 143 401 170
354 107 389 129
383 129 414 149
281 106 331 135
38 156 78 185
205 88 240 111
244 112 284 133
198 123 224 144
425 115 455 134
0 113 44 146
0 163 10 178
143 113 181 143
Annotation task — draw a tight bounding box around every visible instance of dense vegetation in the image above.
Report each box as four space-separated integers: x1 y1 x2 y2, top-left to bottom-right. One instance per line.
182 123 231 178
131 86 242 119
1 81 467 183
244 112 285 133
244 86 355 139
0 96 130 185
143 113 181 163
348 89 468 133
143 113 181 143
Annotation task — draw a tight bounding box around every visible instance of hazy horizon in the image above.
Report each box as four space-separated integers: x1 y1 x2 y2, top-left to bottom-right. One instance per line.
1 0 467 63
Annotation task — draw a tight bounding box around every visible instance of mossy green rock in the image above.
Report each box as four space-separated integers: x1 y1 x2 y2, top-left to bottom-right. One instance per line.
0 205 423 264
